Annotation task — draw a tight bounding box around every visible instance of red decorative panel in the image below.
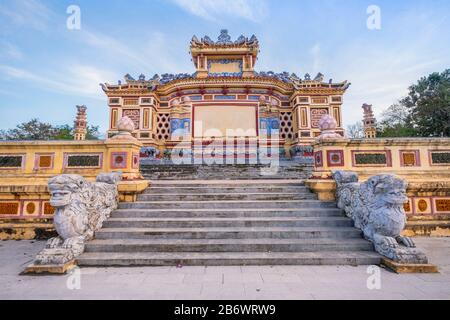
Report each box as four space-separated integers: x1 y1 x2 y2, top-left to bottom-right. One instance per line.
123 109 140 129
327 150 344 167
111 152 128 169
310 108 328 128
132 153 140 169
314 151 323 167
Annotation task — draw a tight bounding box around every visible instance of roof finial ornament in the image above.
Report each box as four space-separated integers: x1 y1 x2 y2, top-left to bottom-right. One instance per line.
304 73 311 81
217 29 232 44
314 73 324 82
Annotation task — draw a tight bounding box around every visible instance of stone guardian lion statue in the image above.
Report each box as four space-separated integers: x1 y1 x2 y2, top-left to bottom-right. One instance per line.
33 172 121 265
332 171 428 264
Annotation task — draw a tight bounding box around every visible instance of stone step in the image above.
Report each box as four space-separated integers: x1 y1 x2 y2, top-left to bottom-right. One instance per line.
136 193 317 201
118 200 336 210
85 238 374 253
140 163 313 180
77 251 381 266
148 181 305 188
95 227 362 240
103 217 353 228
111 208 344 218
143 176 310 181
144 186 310 194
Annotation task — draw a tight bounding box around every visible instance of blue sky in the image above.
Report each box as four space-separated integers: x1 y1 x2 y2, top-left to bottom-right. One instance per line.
0 0 449 134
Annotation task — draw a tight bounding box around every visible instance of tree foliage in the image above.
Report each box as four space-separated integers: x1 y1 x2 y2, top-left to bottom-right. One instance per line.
401 69 450 137
377 104 417 138
0 119 100 141
378 69 450 137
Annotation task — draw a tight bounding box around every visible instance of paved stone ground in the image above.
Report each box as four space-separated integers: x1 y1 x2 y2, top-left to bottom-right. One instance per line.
1 238 449 300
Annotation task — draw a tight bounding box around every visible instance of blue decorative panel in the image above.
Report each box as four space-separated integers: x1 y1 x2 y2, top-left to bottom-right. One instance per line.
259 118 280 135
270 119 280 130
170 119 181 132
215 95 236 100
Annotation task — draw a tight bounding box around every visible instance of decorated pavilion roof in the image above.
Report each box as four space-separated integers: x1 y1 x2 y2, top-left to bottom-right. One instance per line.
101 71 350 92
190 29 259 49
100 30 350 93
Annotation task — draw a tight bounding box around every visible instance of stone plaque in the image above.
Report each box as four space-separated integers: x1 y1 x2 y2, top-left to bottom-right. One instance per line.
123 109 140 129
310 108 328 128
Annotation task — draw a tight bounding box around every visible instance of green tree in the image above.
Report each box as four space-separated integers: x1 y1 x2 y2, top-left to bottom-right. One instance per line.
377 69 450 138
0 119 100 141
0 119 57 140
402 69 450 137
377 103 417 137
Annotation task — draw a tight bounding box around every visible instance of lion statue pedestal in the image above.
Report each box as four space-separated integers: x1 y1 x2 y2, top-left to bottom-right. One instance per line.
24 172 121 274
333 171 438 273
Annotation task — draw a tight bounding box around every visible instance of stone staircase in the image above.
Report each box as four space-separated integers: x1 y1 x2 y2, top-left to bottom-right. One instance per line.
140 162 313 180
77 180 381 267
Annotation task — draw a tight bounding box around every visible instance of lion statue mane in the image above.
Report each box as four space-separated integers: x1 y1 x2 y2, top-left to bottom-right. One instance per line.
34 172 121 265
333 171 428 264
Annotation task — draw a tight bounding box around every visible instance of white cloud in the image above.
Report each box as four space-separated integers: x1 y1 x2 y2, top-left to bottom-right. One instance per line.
79 29 187 76
0 42 23 60
0 0 51 31
0 64 118 100
170 0 268 22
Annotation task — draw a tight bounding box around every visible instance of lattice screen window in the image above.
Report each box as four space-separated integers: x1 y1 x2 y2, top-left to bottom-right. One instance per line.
156 113 171 141
280 112 294 140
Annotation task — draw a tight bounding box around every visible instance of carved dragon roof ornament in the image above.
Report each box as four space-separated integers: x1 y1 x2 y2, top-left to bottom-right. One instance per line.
190 30 259 48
